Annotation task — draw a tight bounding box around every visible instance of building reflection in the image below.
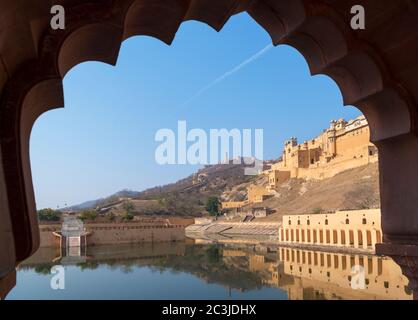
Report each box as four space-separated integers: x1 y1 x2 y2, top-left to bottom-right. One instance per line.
17 242 413 300
221 245 413 300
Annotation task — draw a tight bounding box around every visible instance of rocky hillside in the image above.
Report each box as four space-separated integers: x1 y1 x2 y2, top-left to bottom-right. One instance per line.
67 160 380 220
68 161 256 217
226 162 380 222
132 162 255 216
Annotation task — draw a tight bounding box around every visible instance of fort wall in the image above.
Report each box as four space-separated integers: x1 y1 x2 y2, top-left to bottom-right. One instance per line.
38 222 185 247
279 209 382 252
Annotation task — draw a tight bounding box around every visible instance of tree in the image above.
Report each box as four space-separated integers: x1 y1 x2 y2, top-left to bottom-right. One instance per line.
122 200 134 214
106 212 116 221
205 197 220 216
122 212 134 221
37 208 61 222
121 200 135 221
78 209 98 222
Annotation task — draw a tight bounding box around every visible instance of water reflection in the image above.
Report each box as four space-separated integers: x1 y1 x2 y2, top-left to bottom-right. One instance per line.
9 241 413 300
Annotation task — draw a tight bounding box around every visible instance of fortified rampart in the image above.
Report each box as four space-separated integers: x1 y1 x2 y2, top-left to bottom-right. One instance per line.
279 209 382 253
268 115 378 188
38 221 185 248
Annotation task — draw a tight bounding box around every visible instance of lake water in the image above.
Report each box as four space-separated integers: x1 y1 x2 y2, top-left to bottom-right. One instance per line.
6 241 413 300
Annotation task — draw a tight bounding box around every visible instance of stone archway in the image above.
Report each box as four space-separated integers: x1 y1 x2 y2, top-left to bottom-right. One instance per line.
1 0 418 297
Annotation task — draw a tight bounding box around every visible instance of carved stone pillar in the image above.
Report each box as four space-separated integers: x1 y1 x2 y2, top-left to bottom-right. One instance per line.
376 134 418 244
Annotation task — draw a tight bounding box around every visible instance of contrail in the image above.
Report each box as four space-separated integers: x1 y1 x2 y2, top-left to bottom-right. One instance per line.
181 43 274 107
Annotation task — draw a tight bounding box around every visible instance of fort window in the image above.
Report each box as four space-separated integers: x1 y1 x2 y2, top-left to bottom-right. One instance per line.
349 230 354 245
340 230 346 245
296 230 300 242
319 230 324 244
327 254 331 268
314 253 318 266
307 230 311 243
366 231 372 247
368 258 373 274
326 230 330 244
350 256 356 268
320 253 324 267
301 230 305 242
362 218 367 224
376 231 382 243
285 229 289 241
291 230 294 242
325 219 328 225
378 260 383 275
345 219 350 225
333 230 338 244
358 230 363 246
313 230 317 243
384 281 390 289
342 256 347 270
307 220 310 225
334 255 339 268
308 252 312 265
297 220 300 225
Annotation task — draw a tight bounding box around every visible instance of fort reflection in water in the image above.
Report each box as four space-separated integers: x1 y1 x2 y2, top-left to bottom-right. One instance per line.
12 241 412 300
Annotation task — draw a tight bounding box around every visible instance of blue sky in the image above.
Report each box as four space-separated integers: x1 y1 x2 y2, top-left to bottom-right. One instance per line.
30 13 361 209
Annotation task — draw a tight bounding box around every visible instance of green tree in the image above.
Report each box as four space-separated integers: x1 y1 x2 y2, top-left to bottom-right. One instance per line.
106 212 116 221
37 208 61 222
205 197 220 216
122 212 134 221
78 209 98 221
122 200 134 214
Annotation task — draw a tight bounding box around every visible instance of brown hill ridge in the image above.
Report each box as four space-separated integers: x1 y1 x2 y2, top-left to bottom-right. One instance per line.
96 162 379 221
223 162 380 222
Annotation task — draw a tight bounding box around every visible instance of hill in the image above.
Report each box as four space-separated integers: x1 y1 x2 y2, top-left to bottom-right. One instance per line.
67 161 256 217
223 162 380 222
66 160 379 222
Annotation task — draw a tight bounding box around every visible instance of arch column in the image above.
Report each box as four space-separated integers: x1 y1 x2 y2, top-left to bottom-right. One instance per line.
376 134 418 245
0 148 16 279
